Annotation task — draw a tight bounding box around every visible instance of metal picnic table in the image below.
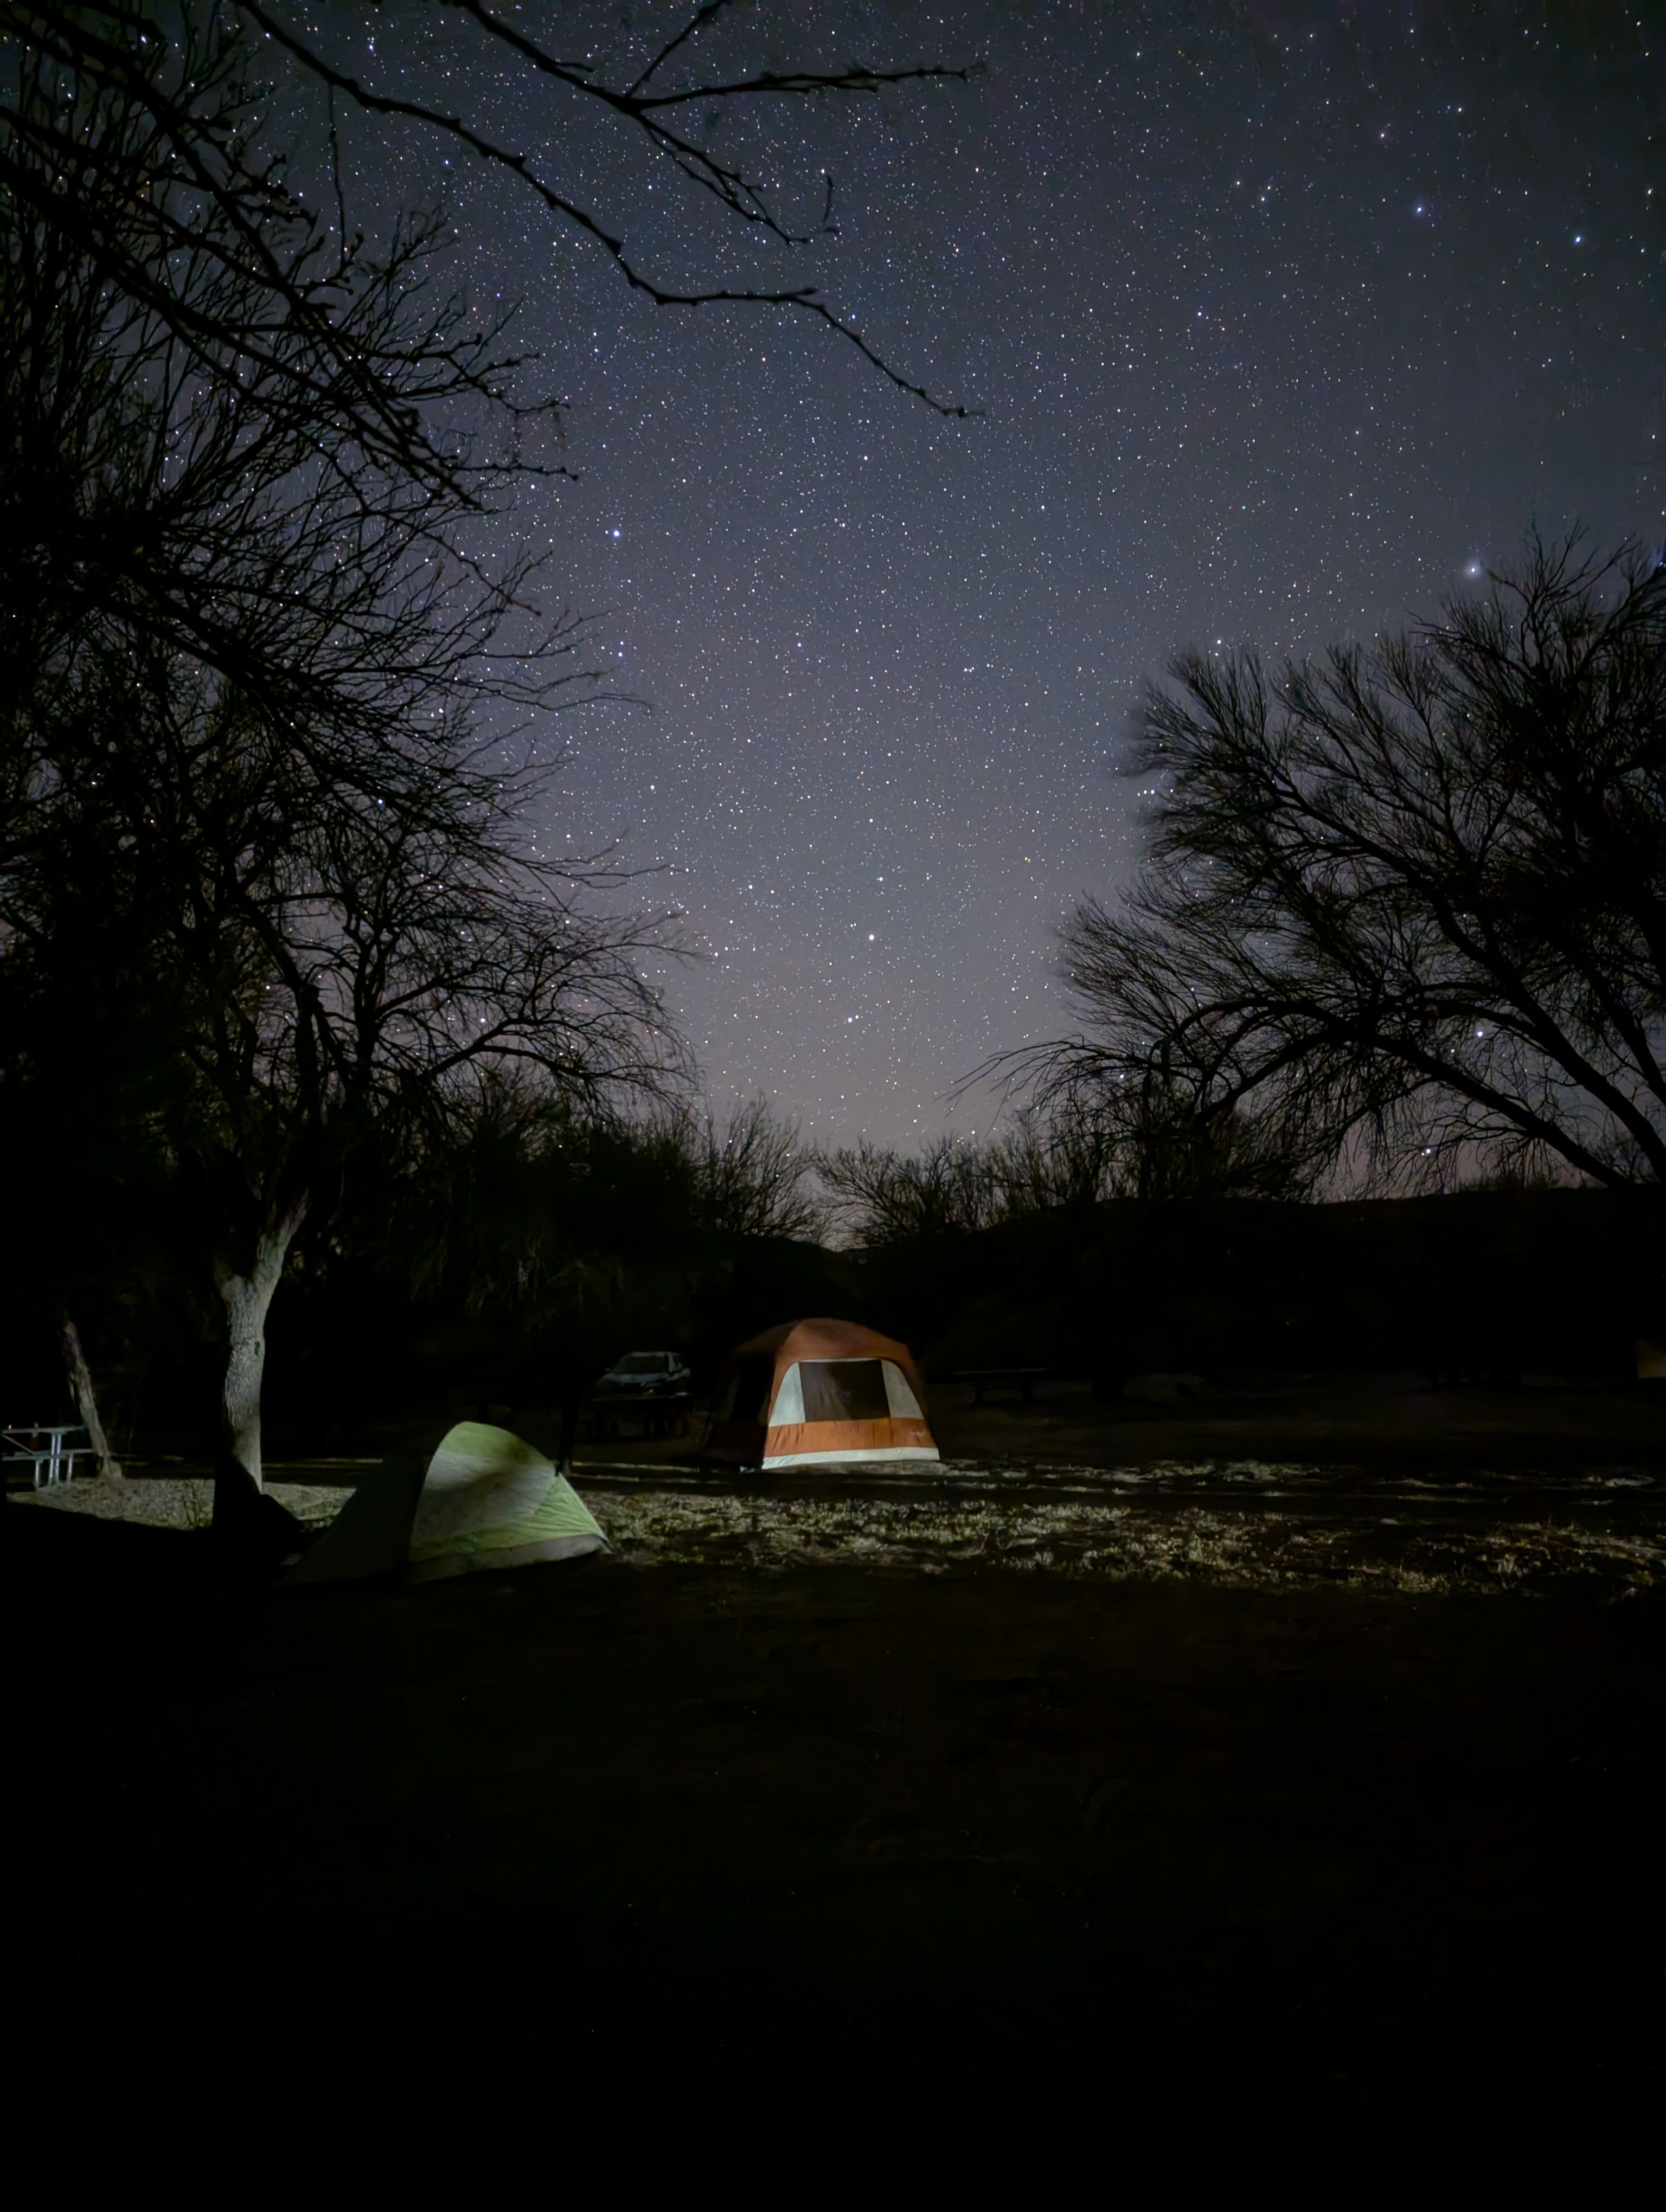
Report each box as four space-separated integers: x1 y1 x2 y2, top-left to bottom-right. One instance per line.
3 1423 94 1487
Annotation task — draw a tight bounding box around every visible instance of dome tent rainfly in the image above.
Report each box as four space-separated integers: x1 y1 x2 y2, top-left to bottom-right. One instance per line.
704 1317 939 1471
281 1423 606 1585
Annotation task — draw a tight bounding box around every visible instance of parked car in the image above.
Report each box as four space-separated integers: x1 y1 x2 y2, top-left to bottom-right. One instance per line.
594 1351 691 1400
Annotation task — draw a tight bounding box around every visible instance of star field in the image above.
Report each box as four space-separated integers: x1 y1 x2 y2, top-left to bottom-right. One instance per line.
325 1 1662 1146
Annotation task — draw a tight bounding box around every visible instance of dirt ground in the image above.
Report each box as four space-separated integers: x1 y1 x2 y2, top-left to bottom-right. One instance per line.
551 1372 1666 1475
9 1483 1661 2142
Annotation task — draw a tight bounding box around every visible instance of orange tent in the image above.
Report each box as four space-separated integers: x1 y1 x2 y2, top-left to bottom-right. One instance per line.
703 1316 940 1470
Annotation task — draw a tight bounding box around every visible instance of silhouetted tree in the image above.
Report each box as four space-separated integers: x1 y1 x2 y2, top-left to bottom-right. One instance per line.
1023 1054 1314 1203
0 28 581 812
1 3 974 461
818 1134 1004 1248
819 1086 1299 1248
683 1096 825 1243
2 6 972 809
0 3 970 1469
1027 539 1666 1192
3 633 677 1481
1 10 709 1479
339 1084 816 1461
977 1103 1125 1214
0 745 194 1465
235 0 977 410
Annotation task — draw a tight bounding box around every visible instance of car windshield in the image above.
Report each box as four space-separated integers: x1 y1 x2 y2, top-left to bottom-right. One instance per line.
615 1354 670 1375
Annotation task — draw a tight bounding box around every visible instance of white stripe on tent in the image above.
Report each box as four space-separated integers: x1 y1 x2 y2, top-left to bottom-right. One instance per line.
761 1444 941 1469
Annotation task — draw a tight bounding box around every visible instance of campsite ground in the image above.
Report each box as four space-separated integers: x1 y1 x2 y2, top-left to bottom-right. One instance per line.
548 1371 1666 1476
9 1441 1662 2145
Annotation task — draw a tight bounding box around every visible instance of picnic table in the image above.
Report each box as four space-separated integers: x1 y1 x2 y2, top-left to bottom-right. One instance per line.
584 1392 692 1442
953 1368 1048 1407
3 1423 94 1487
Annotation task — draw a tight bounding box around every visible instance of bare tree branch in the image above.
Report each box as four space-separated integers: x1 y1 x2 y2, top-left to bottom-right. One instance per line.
4 4 979 427
1007 537 1666 1193
238 1 978 416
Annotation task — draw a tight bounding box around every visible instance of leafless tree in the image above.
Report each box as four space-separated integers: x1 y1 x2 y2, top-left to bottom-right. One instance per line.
977 1103 1120 1214
1021 538 1666 1193
239 0 977 408
817 1084 1298 1246
0 27 584 807
680 1095 825 1242
378 1088 821 1326
0 4 974 1465
1 2 976 459
818 1133 1005 1248
2 635 678 1483
2 5 975 808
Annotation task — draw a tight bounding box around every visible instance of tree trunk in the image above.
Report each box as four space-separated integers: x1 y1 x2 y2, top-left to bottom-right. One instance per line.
556 1386 584 1477
215 1222 299 1493
58 1313 122 1479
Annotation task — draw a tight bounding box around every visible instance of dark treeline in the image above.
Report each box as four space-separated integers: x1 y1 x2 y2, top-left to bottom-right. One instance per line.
15 1141 1652 1459
819 1092 1304 1250
818 1117 1662 1393
0 1090 837 1463
849 1187 1664 1393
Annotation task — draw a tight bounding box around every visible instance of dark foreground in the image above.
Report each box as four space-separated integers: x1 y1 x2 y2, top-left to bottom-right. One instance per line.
9 1501 1662 2145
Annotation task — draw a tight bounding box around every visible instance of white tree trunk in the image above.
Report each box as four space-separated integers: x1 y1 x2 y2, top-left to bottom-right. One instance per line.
215 1223 299 1493
59 1314 122 1480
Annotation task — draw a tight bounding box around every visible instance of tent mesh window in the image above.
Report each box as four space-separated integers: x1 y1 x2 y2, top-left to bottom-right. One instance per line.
799 1360 890 1423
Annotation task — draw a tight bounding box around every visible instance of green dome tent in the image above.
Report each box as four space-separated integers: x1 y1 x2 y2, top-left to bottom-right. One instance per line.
283 1423 606 1586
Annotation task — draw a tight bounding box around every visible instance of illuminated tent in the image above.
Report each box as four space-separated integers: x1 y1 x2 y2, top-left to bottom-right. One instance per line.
703 1317 939 1471
283 1422 606 1585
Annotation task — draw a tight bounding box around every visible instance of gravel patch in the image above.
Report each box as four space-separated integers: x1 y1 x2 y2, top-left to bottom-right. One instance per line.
12 1466 1661 1599
586 1483 1665 1598
12 1478 351 1530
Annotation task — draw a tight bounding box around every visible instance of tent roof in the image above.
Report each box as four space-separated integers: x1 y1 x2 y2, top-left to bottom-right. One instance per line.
735 1316 919 1369
282 1423 604 1585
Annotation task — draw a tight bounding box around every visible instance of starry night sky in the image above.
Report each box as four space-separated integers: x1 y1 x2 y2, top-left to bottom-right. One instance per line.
316 1 1662 1147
